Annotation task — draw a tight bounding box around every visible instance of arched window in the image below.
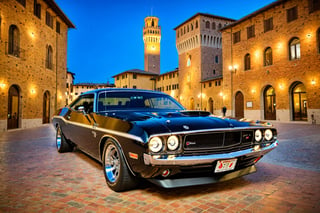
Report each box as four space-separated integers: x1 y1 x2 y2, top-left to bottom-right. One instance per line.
289 37 300 60
244 53 251 70
212 22 216 30
46 45 53 69
218 23 222 29
187 55 191 67
264 47 273 66
205 21 210 29
8 25 20 57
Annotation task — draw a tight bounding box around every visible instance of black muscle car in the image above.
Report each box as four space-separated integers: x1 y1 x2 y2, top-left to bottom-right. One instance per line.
52 88 278 192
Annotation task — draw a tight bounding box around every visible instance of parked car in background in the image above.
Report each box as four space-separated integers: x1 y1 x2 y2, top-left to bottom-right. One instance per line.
52 88 278 192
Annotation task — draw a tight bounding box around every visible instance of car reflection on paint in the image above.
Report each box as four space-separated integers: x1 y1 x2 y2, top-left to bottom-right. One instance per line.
52 88 278 192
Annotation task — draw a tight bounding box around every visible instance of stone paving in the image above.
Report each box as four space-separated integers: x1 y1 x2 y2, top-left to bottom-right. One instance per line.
0 123 319 213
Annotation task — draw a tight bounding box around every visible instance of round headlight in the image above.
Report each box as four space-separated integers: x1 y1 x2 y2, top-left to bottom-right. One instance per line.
149 137 163 153
255 130 262 142
167 136 179 151
264 129 273 141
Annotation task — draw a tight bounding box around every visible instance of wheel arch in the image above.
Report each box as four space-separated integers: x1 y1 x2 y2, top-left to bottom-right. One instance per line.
99 135 136 177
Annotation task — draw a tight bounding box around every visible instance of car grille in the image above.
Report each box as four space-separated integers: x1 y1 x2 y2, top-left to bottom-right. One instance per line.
183 130 254 155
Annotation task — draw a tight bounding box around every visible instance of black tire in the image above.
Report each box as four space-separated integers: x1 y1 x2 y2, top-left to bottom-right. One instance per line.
102 139 138 192
56 126 73 153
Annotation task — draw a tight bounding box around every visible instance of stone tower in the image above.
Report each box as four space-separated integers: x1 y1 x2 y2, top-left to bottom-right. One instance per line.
143 16 161 74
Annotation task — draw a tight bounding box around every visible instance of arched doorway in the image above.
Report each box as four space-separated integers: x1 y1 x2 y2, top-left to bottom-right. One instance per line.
264 86 276 120
208 98 214 114
235 91 244 119
43 91 50 124
189 98 195 110
7 85 20 129
291 82 307 121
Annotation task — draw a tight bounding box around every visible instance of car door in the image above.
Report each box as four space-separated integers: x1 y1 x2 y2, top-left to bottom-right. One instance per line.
67 94 97 153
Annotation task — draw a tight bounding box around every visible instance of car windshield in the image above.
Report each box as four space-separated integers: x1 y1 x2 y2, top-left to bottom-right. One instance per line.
97 91 184 112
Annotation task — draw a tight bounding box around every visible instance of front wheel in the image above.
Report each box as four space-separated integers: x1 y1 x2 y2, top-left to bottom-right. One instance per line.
56 126 73 153
102 139 138 192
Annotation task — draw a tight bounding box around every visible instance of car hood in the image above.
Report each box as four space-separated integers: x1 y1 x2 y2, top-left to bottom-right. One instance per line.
110 111 251 137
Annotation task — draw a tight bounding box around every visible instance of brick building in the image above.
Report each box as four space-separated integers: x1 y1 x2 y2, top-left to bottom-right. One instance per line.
221 0 320 123
0 0 74 131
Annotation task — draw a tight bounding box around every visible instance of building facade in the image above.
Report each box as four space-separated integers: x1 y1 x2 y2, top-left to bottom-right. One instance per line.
221 0 320 123
113 69 158 90
0 0 74 131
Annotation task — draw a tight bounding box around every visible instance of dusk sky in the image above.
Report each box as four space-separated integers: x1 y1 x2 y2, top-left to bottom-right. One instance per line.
55 0 276 84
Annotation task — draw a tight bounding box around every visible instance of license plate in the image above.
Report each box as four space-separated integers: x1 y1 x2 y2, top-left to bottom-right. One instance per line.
214 158 237 173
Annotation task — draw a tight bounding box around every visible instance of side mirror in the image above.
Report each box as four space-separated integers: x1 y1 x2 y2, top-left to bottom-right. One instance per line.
77 106 86 114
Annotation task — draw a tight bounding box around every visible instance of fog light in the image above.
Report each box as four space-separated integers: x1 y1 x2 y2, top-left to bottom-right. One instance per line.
253 145 260 151
162 169 171 177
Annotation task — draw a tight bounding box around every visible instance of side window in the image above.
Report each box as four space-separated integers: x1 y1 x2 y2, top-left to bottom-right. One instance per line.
70 94 94 113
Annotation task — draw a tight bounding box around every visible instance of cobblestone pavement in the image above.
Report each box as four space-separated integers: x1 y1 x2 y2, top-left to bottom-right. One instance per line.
0 123 319 213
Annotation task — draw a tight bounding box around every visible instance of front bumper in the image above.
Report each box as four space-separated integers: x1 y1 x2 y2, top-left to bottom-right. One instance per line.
144 140 278 166
148 165 257 188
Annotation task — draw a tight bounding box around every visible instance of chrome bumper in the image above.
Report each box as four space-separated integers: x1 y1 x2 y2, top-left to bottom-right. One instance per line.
144 140 278 166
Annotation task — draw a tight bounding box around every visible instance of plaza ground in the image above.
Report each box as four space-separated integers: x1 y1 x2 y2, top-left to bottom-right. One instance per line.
0 123 319 212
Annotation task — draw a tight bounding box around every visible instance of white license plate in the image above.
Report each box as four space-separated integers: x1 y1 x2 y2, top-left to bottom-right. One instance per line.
214 158 237 173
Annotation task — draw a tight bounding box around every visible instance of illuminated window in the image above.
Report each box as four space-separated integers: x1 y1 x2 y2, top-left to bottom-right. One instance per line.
264 47 273 66
289 38 300 60
187 55 191 67
244 53 251 70
8 25 20 57
46 45 53 69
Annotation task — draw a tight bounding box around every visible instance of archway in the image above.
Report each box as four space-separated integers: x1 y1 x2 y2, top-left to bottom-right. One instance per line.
208 98 214 114
43 91 50 124
7 85 20 129
189 98 195 110
264 86 276 120
235 91 244 119
291 82 307 121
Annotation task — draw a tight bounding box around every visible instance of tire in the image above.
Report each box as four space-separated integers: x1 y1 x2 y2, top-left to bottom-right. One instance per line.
102 139 138 192
56 126 73 153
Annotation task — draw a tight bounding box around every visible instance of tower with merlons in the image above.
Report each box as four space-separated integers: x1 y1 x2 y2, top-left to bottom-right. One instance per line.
143 16 161 74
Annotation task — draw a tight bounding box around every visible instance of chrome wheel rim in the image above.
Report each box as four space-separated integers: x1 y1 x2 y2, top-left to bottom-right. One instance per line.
104 144 120 183
56 128 62 149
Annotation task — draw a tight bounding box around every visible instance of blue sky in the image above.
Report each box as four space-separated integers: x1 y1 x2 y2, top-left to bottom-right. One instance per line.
55 0 276 83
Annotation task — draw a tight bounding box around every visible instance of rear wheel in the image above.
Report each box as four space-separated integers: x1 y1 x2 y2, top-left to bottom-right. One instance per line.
56 126 73 153
102 139 138 192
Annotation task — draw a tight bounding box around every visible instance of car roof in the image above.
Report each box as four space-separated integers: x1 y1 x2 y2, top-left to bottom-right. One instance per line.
80 88 165 96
